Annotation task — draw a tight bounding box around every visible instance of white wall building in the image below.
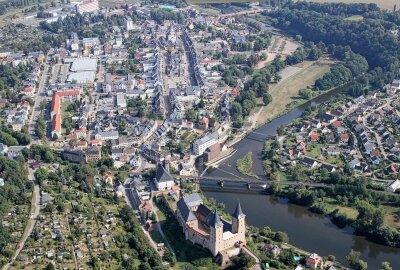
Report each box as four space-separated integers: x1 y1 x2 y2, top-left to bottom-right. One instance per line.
76 0 99 14
193 134 217 156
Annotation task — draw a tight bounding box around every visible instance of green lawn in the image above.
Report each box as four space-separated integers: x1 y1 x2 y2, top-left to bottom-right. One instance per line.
307 144 322 159
344 15 364 21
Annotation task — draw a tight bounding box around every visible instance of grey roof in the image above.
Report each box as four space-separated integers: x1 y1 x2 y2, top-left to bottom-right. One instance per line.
207 209 223 228
155 164 173 183
183 193 203 208
232 202 245 219
177 198 196 222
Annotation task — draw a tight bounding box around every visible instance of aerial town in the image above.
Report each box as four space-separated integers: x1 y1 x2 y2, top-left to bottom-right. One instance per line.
0 0 399 270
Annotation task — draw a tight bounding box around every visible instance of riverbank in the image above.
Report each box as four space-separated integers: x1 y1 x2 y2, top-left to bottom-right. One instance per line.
255 59 333 127
204 191 400 269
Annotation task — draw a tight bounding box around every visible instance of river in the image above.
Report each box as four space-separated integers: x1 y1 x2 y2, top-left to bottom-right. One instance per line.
204 191 400 269
200 87 400 268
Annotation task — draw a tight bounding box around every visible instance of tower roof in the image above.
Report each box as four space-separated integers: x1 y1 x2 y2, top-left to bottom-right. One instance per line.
208 209 223 228
232 202 245 219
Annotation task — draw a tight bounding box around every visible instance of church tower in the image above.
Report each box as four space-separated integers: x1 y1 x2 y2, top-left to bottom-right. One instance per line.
232 202 246 244
209 210 224 256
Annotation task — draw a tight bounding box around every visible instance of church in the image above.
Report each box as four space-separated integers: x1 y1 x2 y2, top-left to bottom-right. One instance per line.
176 193 246 256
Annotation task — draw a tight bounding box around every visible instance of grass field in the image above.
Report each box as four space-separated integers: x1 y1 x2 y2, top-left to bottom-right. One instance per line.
344 15 364 21
256 59 333 125
304 0 397 10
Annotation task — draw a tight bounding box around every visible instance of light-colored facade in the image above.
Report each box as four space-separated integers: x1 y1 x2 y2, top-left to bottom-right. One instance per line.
176 193 246 256
193 134 217 156
76 0 99 14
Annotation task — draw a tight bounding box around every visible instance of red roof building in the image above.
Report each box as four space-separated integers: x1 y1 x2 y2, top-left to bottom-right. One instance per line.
340 133 349 142
310 133 320 142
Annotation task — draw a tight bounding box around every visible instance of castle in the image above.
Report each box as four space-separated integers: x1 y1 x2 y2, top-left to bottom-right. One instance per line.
176 193 246 256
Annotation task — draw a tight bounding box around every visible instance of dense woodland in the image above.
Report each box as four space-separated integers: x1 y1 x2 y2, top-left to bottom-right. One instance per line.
0 156 30 266
269 2 400 90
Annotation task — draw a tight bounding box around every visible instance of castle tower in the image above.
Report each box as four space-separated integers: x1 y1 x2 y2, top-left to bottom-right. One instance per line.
209 210 224 256
232 202 246 244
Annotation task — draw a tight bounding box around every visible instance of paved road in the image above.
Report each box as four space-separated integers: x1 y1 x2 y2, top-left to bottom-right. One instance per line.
242 246 262 270
3 168 40 270
28 52 52 137
122 180 160 252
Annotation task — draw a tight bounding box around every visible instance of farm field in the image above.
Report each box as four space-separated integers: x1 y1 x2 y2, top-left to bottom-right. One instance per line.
305 0 397 10
256 59 333 125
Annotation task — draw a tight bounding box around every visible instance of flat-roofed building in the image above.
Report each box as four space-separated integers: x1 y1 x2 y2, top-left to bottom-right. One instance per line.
76 0 99 14
70 58 97 72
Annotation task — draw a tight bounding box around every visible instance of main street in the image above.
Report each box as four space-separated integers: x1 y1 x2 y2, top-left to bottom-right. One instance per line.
28 50 53 138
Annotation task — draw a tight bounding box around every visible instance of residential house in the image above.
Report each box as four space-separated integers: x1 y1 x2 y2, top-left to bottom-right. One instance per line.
326 146 340 156
387 180 400 193
302 157 318 168
306 253 323 269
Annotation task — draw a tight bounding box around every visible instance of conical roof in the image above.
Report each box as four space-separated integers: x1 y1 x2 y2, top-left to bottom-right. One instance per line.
232 202 245 218
208 209 223 228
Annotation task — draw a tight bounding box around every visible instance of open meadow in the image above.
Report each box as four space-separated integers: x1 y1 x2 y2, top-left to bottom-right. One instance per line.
256 59 333 125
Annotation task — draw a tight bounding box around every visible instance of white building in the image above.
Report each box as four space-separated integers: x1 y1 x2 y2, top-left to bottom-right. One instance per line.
193 134 217 155
124 16 134 31
76 0 99 14
95 131 119 141
116 93 127 109
154 163 174 190
70 58 97 72
387 180 400 193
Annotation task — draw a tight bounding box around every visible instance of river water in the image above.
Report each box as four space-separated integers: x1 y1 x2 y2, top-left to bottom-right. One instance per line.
201 87 400 268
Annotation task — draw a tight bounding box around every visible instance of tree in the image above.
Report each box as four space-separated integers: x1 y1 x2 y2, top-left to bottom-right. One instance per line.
277 126 285 136
44 263 55 270
381 262 392 270
262 92 272 105
346 250 368 270
163 249 176 266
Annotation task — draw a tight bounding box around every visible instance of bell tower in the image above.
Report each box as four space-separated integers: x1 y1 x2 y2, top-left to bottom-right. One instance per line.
232 202 246 243
209 210 224 256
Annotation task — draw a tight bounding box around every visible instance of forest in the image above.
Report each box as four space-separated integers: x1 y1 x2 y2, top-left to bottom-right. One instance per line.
269 2 400 89
0 156 30 265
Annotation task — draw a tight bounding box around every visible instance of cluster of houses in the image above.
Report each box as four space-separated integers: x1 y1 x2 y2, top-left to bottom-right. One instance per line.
278 83 400 192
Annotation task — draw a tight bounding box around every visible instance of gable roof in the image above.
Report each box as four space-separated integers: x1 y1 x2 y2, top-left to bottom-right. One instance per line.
183 193 203 208
177 198 196 222
155 163 173 183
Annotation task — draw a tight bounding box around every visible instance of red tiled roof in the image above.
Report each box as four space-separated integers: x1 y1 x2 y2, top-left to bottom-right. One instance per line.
332 120 342 127
52 113 61 133
340 133 349 140
310 133 319 141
